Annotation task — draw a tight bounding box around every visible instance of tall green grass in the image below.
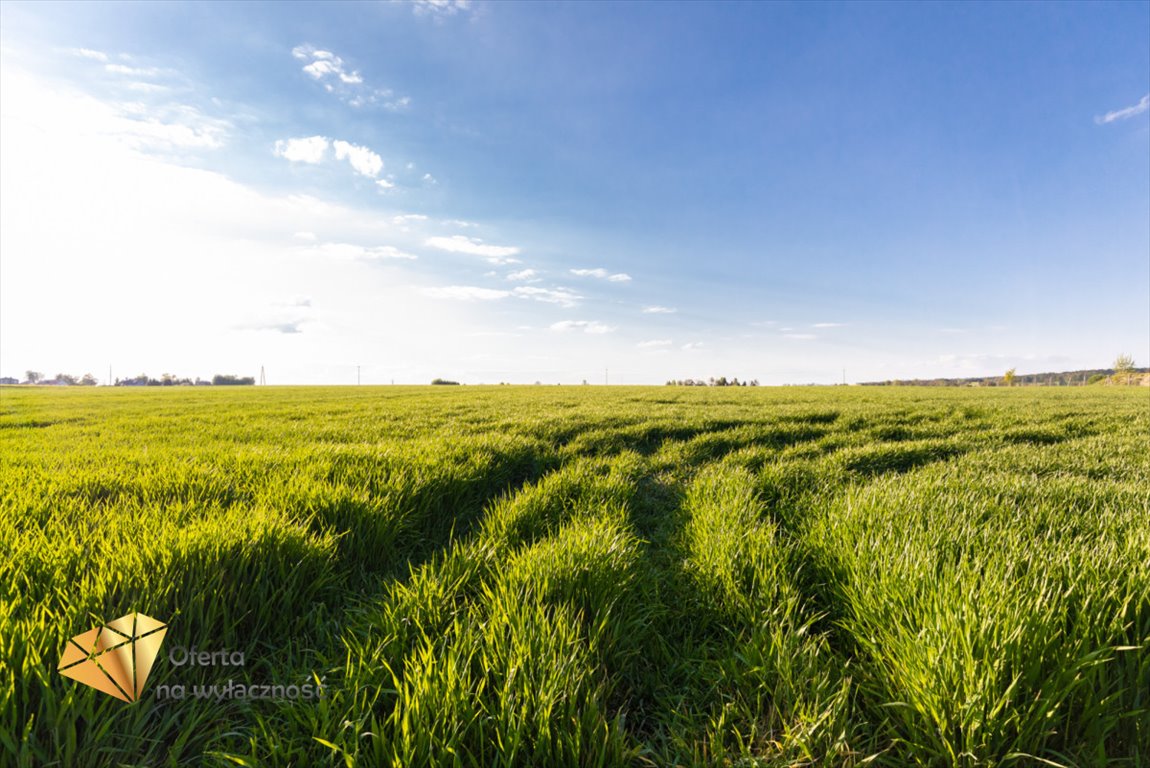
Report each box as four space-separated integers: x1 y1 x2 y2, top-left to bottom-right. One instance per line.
1 385 1146 766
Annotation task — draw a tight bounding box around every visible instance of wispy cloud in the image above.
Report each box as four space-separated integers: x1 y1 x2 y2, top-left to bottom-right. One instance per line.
642 305 677 314
393 214 429 225
298 242 417 261
637 339 673 348
421 284 581 308
512 286 581 307
242 321 305 335
291 44 410 109
1095 94 1150 125
423 285 510 301
69 48 108 62
110 102 230 151
570 267 631 282
812 322 845 328
426 235 521 263
550 320 614 334
784 333 817 340
682 342 704 350
333 140 383 177
274 136 329 164
506 268 540 282
105 63 165 78
413 0 473 18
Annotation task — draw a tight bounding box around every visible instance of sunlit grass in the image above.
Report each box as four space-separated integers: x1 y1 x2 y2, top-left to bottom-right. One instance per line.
1 385 1146 766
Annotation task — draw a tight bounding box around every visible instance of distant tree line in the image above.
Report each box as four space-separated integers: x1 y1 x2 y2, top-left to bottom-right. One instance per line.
9 371 99 386
114 374 255 386
2 371 256 386
859 366 1148 388
666 377 760 387
430 378 461 385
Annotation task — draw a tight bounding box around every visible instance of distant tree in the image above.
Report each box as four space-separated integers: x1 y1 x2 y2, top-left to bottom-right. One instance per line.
212 374 256 386
1003 368 1016 387
25 370 43 384
430 378 460 386
1113 353 1136 385
1087 373 1106 385
56 373 78 386
80 373 98 386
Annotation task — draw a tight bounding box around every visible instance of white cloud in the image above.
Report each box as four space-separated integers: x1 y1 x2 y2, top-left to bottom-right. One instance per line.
637 339 673 348
784 333 818 340
425 235 521 261
70 48 109 62
642 305 677 314
682 342 704 350
570 267 630 282
126 82 169 94
376 179 395 190
274 135 329 164
413 0 473 18
55 49 227 152
812 322 845 328
105 63 164 78
512 286 581 307
393 214 429 224
294 46 362 84
291 44 407 109
333 140 383 178
293 231 317 241
423 285 510 301
550 320 614 334
240 320 306 335
300 242 417 261
1095 94 1150 125
506 268 539 281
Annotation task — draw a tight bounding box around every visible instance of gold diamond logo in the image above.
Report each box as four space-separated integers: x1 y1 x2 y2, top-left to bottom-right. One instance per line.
58 613 167 702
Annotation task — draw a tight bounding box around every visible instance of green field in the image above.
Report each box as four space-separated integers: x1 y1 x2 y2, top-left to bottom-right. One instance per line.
1 385 1147 767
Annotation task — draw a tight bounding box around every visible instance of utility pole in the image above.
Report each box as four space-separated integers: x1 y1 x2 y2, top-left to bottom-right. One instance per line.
605 367 608 386
357 365 361 386
108 365 112 387
259 366 266 386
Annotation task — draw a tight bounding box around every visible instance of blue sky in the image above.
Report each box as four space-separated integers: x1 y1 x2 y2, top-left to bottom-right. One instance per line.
1 0 1147 384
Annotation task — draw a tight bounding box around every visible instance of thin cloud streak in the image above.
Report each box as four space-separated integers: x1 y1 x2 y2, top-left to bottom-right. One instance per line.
1095 94 1150 124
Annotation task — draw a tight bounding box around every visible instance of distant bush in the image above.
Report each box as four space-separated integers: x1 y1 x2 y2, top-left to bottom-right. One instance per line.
431 378 461 386
212 375 256 386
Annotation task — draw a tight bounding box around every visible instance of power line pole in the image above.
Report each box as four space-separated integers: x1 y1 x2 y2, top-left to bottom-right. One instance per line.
357 365 361 386
259 365 266 386
605 367 608 386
